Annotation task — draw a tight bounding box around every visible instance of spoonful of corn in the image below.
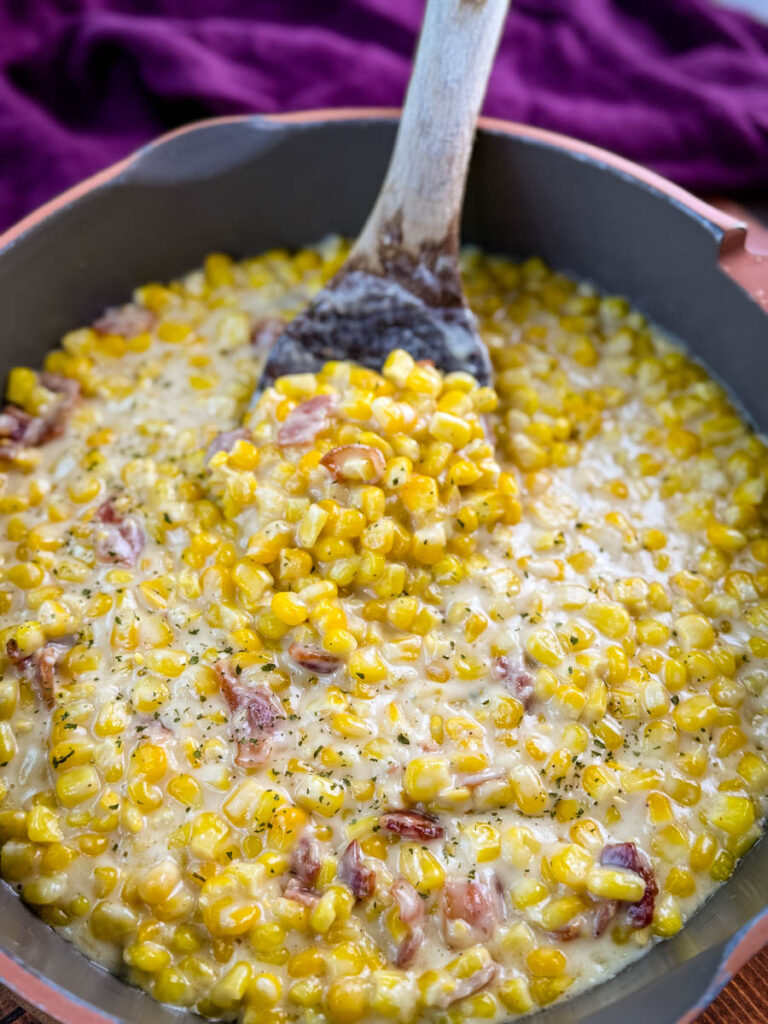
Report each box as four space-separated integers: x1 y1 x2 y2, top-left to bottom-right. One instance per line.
258 0 510 392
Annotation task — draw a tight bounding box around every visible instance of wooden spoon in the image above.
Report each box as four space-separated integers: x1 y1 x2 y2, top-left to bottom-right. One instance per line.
258 0 510 390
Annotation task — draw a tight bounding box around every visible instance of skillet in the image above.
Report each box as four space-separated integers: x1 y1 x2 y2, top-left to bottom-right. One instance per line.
0 110 766 1024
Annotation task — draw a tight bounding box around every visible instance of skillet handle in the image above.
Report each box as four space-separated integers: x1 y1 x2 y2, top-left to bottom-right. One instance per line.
705 200 768 314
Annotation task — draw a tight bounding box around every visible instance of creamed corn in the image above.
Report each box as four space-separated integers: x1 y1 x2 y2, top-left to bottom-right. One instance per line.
0 238 765 1023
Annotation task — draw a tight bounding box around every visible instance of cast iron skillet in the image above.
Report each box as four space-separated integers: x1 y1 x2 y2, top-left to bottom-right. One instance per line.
0 111 766 1024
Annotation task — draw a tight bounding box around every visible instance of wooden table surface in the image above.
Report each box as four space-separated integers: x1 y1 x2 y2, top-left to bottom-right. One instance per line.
1 943 767 1024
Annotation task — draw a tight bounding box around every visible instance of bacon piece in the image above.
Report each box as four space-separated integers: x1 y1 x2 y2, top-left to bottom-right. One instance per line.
206 428 249 462
277 394 338 447
381 809 445 841
339 840 375 900
290 832 321 888
250 317 286 355
93 304 156 337
94 498 145 566
601 842 657 929
442 876 505 946
593 898 620 937
433 962 499 1009
391 878 426 968
283 877 320 908
320 444 386 483
0 407 47 459
288 643 341 676
39 373 80 403
7 639 70 708
215 659 285 769
0 372 81 459
491 655 533 709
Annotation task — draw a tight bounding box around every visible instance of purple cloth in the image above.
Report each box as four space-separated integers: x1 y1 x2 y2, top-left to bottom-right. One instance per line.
1 0 767 233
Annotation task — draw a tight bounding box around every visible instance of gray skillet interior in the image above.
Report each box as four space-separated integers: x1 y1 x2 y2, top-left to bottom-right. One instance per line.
0 116 766 1024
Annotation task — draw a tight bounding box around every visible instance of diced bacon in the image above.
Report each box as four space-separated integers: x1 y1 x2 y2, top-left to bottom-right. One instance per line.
94 498 145 566
288 643 341 675
39 373 80 403
250 317 286 355
433 962 499 1009
283 877 320 908
593 898 620 937
0 407 47 460
215 659 285 769
277 394 338 447
320 444 386 483
0 372 81 461
381 809 445 841
443 876 505 942
234 738 273 768
290 832 321 888
339 840 375 900
6 639 71 708
93 304 156 338
391 878 426 968
601 842 657 929
206 428 249 462
491 655 534 709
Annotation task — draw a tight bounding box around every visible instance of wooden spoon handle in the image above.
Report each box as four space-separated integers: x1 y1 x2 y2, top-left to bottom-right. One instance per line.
350 0 509 276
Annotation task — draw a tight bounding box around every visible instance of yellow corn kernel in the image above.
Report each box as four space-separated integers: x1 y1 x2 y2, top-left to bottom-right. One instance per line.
673 694 719 733
429 411 472 449
132 679 169 713
511 877 548 910
690 833 718 872
550 844 593 889
153 967 194 1006
647 791 673 824
665 866 695 898
404 756 451 802
499 976 534 1014
540 896 587 932
585 602 631 639
674 613 715 651
582 764 619 802
165 778 201 811
708 794 755 836
718 725 747 757
586 866 646 902
6 562 45 590
10 620 44 656
56 765 99 807
210 962 253 1009
325 975 368 1023
347 646 387 685
463 822 501 862
0 681 18 721
0 722 17 765
190 812 230 860
527 947 567 979
138 860 182 905
525 628 563 668
27 804 63 843
511 765 548 816
652 894 683 938
124 941 171 974
270 591 308 626
398 844 446 894
295 773 345 818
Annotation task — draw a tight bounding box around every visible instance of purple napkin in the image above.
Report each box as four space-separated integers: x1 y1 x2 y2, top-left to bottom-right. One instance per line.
1 0 767 233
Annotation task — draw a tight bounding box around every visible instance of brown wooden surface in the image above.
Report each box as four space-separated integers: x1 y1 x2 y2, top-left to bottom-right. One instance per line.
0 945 766 1024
